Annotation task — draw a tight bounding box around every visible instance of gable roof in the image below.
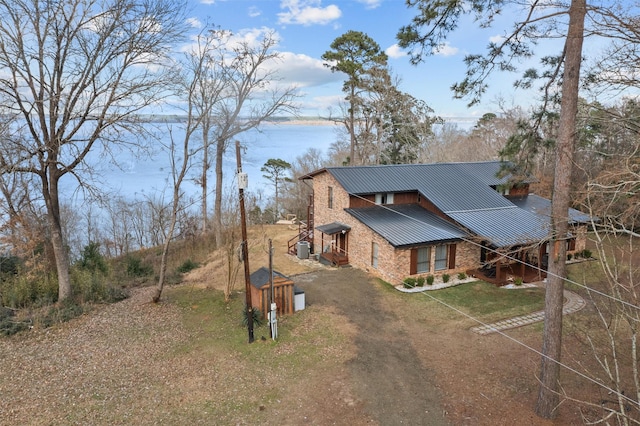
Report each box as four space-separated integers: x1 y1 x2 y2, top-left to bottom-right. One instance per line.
324 162 516 213
345 204 466 248
249 267 291 289
319 161 554 247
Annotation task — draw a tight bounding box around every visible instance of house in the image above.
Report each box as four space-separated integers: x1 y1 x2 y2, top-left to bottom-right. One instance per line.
296 161 591 286
249 267 303 318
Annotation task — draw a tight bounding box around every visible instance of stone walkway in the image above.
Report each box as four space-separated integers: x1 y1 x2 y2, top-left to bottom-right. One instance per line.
470 286 586 335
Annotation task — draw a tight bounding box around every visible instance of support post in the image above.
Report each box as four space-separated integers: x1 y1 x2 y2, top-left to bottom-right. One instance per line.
236 141 254 344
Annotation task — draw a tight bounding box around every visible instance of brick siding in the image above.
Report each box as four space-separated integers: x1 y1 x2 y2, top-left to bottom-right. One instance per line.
311 171 480 285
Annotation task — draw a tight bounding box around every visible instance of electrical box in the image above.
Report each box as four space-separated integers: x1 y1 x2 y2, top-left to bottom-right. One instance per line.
237 172 248 190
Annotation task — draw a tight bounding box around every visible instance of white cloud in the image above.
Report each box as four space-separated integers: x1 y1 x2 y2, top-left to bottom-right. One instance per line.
356 0 382 9
200 0 215 5
385 44 407 59
302 94 345 113
278 0 342 26
248 6 261 18
266 52 340 88
489 34 505 44
186 17 202 29
433 42 459 57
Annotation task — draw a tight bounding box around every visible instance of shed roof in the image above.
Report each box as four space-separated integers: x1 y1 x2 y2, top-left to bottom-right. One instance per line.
345 204 466 247
249 267 291 289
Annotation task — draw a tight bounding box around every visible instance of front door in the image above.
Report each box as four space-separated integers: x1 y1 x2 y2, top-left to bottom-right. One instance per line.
337 232 346 254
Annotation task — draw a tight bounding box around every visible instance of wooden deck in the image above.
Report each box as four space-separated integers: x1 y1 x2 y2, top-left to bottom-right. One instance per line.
320 251 349 267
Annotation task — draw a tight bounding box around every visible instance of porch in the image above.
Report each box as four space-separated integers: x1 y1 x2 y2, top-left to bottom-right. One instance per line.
470 244 548 286
316 222 351 267
470 262 546 286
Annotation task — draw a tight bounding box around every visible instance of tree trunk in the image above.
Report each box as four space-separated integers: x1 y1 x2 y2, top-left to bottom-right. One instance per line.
201 126 209 235
43 172 72 302
349 85 357 165
535 0 586 419
213 136 224 248
152 219 175 303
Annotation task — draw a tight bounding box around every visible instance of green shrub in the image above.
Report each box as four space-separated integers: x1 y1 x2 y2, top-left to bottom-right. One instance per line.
77 242 108 275
0 272 57 308
125 255 153 277
416 276 425 287
177 259 199 274
403 277 417 288
71 268 128 304
514 277 523 286
582 249 592 259
442 274 450 283
0 306 29 336
426 275 434 285
38 299 85 329
0 255 20 275
242 305 263 327
567 253 573 261
457 272 467 280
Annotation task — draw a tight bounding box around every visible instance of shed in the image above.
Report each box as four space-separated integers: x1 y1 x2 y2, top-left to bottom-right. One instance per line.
249 267 300 318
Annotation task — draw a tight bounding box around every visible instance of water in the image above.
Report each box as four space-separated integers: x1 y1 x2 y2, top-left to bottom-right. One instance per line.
67 122 340 204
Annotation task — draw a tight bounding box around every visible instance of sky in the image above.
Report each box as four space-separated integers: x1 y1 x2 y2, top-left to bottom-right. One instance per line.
184 0 565 124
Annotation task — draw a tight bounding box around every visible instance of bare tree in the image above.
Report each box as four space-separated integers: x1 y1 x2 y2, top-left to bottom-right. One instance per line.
397 0 590 417
151 126 201 303
186 27 230 236
0 0 187 302
200 29 298 248
151 39 210 301
569 141 640 423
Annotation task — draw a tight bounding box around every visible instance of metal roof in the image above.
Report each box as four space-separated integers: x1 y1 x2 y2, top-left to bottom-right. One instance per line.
326 161 517 213
316 222 351 235
452 161 535 186
345 204 466 247
315 161 589 249
249 266 290 289
510 194 592 224
447 208 551 248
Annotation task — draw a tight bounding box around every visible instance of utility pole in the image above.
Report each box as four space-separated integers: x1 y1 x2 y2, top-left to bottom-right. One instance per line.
268 239 277 340
236 141 254 343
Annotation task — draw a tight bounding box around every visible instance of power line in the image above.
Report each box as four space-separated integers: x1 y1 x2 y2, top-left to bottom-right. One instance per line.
414 288 640 410
343 191 640 409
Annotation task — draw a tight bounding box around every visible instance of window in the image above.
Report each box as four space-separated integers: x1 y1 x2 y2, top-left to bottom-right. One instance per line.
371 242 379 268
328 186 333 209
416 247 430 273
375 192 394 205
435 244 448 271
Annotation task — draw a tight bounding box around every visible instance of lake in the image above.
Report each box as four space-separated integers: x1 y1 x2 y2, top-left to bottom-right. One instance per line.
66 122 341 205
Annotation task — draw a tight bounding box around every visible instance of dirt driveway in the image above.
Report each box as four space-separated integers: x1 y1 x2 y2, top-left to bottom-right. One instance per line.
295 267 448 425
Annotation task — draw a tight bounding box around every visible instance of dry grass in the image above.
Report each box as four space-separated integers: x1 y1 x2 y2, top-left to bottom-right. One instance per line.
0 225 354 425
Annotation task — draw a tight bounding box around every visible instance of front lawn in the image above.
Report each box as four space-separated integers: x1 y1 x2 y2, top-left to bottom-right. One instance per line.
416 281 546 323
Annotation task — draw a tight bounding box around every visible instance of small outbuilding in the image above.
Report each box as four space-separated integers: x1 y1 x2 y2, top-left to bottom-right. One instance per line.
249 267 303 318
